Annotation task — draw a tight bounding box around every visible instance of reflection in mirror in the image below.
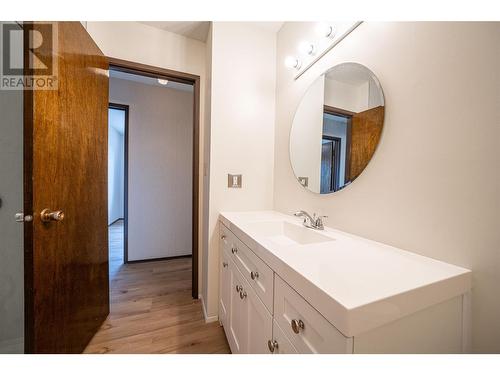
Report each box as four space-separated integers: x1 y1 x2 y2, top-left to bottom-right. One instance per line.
290 63 385 194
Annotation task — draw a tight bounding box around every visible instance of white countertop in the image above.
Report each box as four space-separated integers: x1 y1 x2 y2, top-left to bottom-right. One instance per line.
219 211 471 337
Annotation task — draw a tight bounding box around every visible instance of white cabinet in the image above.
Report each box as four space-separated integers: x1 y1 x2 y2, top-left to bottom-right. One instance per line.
224 255 272 354
274 275 352 354
230 235 274 313
270 320 298 354
218 220 465 354
219 248 231 328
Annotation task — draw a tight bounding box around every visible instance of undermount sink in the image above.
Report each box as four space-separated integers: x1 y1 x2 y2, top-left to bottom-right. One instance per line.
244 220 335 246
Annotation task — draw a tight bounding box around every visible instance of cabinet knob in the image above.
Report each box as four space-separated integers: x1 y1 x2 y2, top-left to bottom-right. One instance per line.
267 339 278 353
235 285 243 293
239 290 247 300
221 234 226 240
291 319 305 334
250 271 259 280
231 247 238 254
222 261 228 268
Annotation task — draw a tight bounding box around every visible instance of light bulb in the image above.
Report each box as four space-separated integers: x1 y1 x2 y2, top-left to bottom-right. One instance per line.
284 56 301 70
298 41 315 55
157 78 168 85
316 22 335 38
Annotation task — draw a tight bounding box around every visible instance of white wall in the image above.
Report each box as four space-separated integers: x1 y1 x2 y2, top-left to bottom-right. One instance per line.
0 74 24 354
274 22 500 353
0 22 23 353
108 109 125 224
86 21 206 287
110 78 193 261
289 76 324 192
203 22 277 319
202 25 213 304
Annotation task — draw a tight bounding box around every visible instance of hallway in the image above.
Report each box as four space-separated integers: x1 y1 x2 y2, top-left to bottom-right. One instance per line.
84 222 229 354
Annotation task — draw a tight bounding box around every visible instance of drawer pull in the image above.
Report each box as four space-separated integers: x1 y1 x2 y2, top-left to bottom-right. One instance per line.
235 285 243 293
221 234 226 240
250 271 259 280
222 261 228 268
231 247 238 254
239 290 247 300
291 319 305 334
267 339 279 353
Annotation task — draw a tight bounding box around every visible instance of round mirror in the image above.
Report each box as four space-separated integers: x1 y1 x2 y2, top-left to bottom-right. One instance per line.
289 62 385 194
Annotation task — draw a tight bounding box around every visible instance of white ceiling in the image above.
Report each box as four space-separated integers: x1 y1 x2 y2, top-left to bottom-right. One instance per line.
325 64 374 86
109 70 194 93
139 21 211 42
139 21 284 42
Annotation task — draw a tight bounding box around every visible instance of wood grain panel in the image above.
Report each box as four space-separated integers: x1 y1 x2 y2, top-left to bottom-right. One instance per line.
25 22 109 353
348 106 385 181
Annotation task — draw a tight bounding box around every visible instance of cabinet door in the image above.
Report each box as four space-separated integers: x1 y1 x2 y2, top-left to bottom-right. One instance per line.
227 259 246 354
219 248 231 328
274 275 352 354
243 275 273 354
271 320 298 354
228 259 273 354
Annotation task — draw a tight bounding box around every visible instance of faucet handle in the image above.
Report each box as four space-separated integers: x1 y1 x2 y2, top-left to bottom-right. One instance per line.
315 215 328 229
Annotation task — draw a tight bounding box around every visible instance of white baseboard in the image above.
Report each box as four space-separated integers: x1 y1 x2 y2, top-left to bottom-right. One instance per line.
199 294 218 323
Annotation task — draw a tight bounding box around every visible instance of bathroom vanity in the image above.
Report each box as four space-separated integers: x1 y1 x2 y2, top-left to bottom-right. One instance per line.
218 211 471 354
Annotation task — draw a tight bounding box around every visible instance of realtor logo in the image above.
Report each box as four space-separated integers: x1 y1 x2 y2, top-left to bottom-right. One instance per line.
0 21 58 90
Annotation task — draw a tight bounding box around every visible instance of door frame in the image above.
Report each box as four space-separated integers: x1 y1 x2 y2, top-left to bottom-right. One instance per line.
108 102 129 262
321 135 342 193
324 105 354 184
108 57 200 299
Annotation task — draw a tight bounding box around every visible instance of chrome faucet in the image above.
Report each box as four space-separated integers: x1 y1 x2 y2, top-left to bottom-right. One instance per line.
294 210 327 230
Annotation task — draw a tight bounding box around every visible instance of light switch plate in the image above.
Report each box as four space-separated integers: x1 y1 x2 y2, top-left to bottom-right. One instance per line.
228 174 242 188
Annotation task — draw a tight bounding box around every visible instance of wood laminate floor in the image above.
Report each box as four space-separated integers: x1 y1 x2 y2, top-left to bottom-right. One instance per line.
84 220 230 354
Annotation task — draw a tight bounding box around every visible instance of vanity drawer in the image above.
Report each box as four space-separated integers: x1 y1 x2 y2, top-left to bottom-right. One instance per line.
230 234 274 313
274 275 352 354
219 223 235 253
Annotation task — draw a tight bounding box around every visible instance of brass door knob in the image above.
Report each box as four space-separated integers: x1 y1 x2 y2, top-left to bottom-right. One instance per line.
40 209 65 222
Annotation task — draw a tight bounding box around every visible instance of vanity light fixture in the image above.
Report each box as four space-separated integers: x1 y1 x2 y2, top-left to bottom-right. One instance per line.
284 56 301 70
298 41 315 56
316 22 335 38
157 78 169 85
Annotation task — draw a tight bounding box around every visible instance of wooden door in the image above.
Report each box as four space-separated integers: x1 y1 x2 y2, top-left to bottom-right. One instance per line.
349 106 384 181
24 22 109 353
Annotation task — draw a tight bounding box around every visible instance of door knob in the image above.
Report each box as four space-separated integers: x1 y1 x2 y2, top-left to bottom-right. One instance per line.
40 209 65 222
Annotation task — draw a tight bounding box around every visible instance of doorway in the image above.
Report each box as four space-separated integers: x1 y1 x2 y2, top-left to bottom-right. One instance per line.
108 103 128 277
108 58 200 299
